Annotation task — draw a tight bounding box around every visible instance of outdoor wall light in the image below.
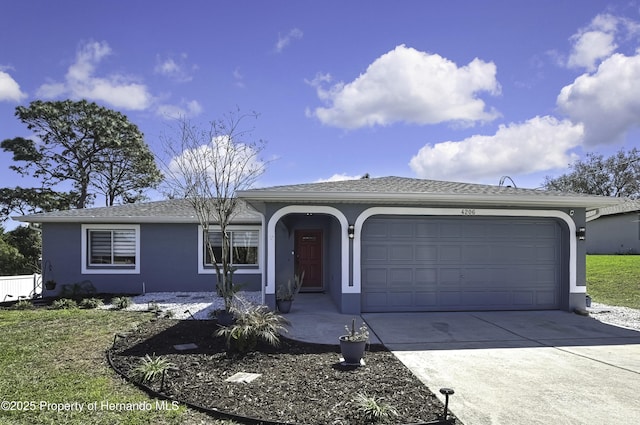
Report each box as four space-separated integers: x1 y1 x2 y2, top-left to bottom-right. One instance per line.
576 227 586 240
348 225 355 239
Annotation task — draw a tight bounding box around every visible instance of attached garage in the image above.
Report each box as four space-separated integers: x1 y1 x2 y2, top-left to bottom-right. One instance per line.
361 215 566 312
239 176 620 314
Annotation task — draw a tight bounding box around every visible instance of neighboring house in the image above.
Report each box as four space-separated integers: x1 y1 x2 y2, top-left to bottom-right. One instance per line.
16 176 620 313
586 200 640 254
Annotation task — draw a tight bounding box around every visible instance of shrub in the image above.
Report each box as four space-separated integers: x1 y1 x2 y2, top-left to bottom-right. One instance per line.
133 354 175 384
79 298 104 309
215 297 290 354
353 393 398 424
60 280 96 299
50 298 78 310
110 296 133 310
12 300 34 310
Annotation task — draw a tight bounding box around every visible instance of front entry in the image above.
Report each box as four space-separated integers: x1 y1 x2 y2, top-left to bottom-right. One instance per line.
295 229 323 291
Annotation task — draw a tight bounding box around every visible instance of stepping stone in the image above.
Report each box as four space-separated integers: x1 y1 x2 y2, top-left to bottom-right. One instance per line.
173 343 198 351
225 372 262 384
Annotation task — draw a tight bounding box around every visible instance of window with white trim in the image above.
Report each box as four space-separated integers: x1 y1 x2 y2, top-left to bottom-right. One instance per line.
199 226 260 273
81 225 140 274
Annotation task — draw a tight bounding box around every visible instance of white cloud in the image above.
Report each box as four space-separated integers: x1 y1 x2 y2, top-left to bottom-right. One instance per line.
557 52 640 145
567 14 619 71
233 67 245 88
154 53 195 82
275 28 303 53
169 135 265 187
157 100 202 120
0 69 27 102
36 40 154 110
315 173 363 183
567 31 617 71
409 116 583 182
309 45 501 129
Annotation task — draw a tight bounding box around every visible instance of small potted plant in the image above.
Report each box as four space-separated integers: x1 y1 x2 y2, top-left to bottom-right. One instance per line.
44 280 57 291
339 318 369 365
275 271 305 314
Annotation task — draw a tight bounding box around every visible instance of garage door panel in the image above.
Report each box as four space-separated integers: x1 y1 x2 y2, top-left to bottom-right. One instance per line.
390 222 413 237
362 245 388 262
439 292 462 306
362 292 387 308
389 245 413 261
388 292 413 307
440 246 462 261
462 291 511 306
416 223 438 238
415 245 438 261
415 268 437 284
362 216 563 312
363 268 387 286
389 268 412 284
415 291 438 307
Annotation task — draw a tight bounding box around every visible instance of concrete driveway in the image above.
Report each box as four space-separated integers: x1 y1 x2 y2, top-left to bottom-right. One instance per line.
362 311 640 425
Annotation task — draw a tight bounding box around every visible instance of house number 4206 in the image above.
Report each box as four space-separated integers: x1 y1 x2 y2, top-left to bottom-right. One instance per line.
461 209 476 215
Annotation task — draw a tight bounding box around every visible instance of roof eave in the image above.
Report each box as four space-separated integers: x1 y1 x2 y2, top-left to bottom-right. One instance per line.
237 191 622 210
13 216 261 224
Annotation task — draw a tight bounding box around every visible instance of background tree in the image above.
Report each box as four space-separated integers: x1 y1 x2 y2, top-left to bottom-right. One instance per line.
160 109 267 311
0 187 76 222
0 227 27 275
3 226 42 274
543 148 640 198
1 99 162 209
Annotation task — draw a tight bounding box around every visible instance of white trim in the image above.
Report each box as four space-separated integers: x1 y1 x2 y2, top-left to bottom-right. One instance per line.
266 206 349 295
197 225 263 274
81 224 140 274
353 207 578 295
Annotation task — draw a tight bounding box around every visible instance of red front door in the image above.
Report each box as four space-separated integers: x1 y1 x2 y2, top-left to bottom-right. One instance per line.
295 229 323 290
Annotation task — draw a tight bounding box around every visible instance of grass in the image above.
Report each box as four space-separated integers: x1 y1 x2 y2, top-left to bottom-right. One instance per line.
586 255 640 309
0 308 234 425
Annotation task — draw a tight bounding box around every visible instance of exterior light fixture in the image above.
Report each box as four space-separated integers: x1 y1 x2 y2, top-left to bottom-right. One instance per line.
348 225 355 239
576 227 586 240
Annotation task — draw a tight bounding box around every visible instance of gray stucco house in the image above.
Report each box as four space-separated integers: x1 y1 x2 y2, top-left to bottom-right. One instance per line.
586 200 640 254
16 176 619 313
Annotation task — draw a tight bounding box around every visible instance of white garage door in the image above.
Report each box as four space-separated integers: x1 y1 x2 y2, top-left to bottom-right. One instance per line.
361 216 563 312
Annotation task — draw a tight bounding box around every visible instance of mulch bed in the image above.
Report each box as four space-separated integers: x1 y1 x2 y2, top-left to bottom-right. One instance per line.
110 318 462 424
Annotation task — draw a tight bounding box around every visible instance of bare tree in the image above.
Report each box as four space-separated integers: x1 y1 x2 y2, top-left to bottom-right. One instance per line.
160 109 267 312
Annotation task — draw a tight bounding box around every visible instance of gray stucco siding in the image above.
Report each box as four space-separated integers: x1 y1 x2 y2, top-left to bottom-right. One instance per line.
586 213 640 254
40 222 261 296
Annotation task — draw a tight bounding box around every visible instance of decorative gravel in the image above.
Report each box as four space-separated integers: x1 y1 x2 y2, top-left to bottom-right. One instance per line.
101 291 262 319
588 302 640 332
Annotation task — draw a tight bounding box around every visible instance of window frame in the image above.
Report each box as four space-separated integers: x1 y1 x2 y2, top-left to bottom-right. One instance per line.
81 224 140 274
198 225 262 274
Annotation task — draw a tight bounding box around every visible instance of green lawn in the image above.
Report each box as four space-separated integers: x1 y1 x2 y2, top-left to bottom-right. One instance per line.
0 309 232 425
586 255 640 309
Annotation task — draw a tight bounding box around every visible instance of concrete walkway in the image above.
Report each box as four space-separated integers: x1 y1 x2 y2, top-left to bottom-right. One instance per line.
285 295 640 425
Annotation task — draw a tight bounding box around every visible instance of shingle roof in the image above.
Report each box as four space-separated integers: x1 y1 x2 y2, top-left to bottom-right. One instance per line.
15 176 623 223
241 176 574 195
15 198 262 224
586 199 640 222
238 176 621 209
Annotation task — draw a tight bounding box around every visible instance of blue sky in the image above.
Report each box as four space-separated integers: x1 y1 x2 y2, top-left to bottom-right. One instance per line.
2 0 640 222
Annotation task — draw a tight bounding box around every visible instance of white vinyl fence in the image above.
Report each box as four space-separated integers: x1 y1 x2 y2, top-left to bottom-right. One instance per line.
0 274 41 302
